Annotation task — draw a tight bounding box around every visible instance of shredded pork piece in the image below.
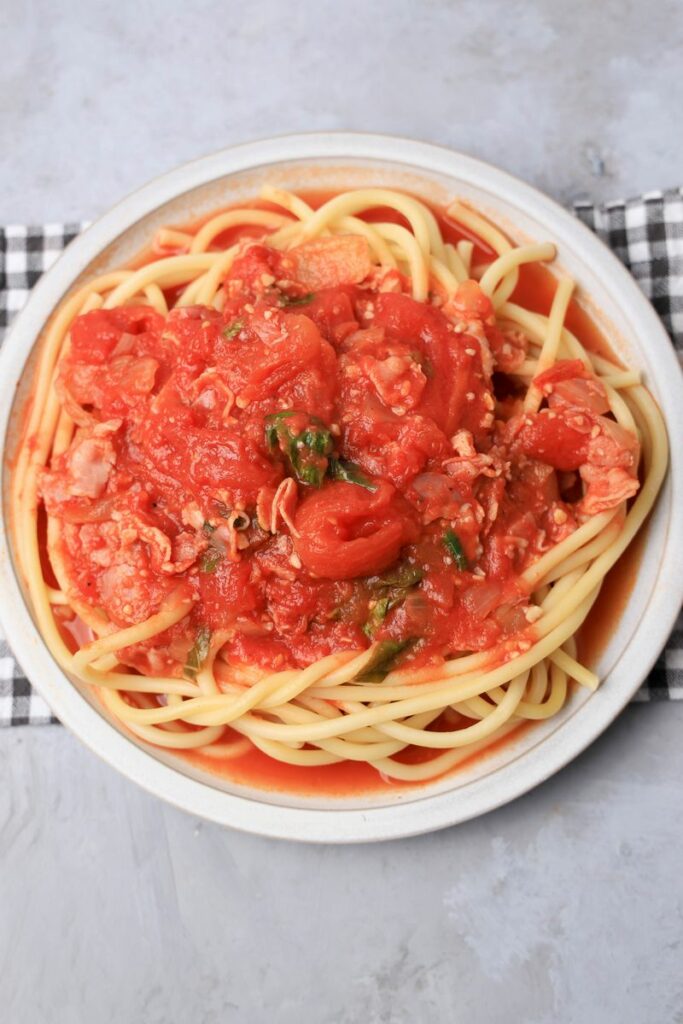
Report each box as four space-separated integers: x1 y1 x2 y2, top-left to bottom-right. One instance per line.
271 478 299 536
281 235 372 290
120 518 207 575
256 479 300 536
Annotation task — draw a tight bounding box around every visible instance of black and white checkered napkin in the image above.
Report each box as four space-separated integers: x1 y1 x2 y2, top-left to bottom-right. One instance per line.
1 194 682 725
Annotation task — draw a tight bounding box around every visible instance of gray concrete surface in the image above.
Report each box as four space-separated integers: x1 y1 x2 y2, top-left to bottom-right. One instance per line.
1 1 682 1021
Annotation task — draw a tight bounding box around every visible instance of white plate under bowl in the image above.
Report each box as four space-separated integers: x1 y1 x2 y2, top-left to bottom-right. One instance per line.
1 133 682 843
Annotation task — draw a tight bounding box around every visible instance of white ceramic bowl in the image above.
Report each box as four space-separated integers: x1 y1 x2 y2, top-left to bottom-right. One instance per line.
1 133 682 843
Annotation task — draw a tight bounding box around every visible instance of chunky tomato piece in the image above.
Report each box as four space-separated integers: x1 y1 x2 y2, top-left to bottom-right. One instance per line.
449 279 494 321
69 306 164 363
238 311 337 417
303 286 359 344
211 307 338 425
280 236 372 290
511 410 590 471
198 559 262 630
534 358 590 390
485 324 528 373
60 355 159 416
293 481 419 579
135 416 282 510
341 406 450 489
534 359 611 415
371 292 492 439
43 211 641 680
224 244 281 299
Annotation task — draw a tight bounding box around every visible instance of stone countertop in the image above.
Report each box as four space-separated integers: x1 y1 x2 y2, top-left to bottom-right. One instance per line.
2 2 682 1021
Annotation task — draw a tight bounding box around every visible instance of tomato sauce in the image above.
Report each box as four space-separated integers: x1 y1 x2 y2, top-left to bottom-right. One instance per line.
181 717 534 796
40 191 644 795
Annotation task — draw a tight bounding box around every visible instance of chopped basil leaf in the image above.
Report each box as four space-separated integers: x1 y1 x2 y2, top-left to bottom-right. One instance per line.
363 565 424 638
328 458 377 491
298 427 331 455
183 626 211 679
362 597 392 640
202 520 216 536
375 564 424 589
265 411 332 487
444 529 468 571
266 410 297 424
289 425 332 487
280 292 315 307
356 639 411 681
295 462 325 488
264 415 375 492
222 318 244 340
199 549 223 573
264 410 297 451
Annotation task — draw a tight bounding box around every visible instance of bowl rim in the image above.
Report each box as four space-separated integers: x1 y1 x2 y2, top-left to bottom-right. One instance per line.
1 131 682 843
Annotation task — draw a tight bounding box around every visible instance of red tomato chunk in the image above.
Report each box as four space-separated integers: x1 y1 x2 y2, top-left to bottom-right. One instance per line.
41 251 639 674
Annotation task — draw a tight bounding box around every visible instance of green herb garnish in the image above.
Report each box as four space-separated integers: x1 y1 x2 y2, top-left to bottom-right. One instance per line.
184 626 211 680
298 427 332 455
443 529 468 571
202 520 216 536
356 639 411 682
294 462 326 488
265 410 333 487
222 318 244 340
363 564 424 638
264 411 297 451
375 564 424 589
290 426 332 487
328 457 377 491
280 292 315 307
362 597 393 640
199 549 223 573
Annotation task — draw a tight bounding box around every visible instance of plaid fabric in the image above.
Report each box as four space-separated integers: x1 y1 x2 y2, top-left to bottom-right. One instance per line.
575 190 683 701
0 223 82 333
1 193 682 725
0 223 83 724
574 190 683 348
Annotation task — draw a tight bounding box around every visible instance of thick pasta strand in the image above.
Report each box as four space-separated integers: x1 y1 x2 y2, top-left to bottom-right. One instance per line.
11 187 666 785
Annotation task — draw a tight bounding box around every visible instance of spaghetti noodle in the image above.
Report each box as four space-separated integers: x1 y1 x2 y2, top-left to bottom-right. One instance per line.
11 187 668 783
